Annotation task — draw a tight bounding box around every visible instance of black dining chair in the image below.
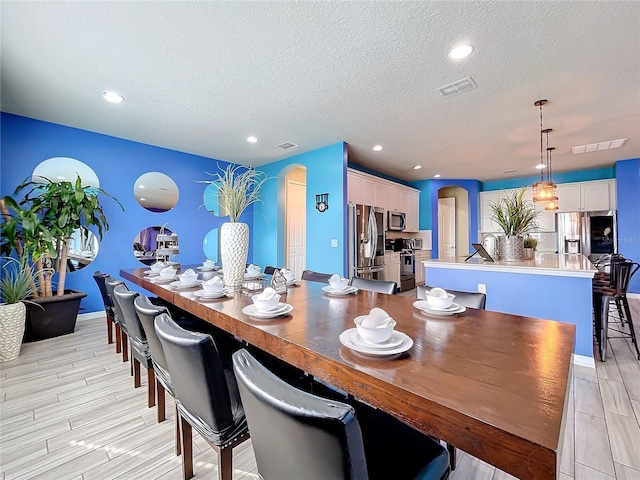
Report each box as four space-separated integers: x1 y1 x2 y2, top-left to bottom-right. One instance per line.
104 275 129 363
417 285 487 310
593 261 640 361
349 276 397 294
155 313 250 480
232 348 450 480
263 265 278 275
301 269 333 283
92 271 115 346
113 285 155 409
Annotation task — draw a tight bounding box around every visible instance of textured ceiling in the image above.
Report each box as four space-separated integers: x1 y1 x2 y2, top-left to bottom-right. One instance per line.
1 1 638 182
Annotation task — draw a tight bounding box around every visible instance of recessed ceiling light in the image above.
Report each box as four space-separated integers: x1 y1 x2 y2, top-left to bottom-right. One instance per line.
102 91 124 103
413 165 422 170
535 163 546 170
433 174 442 178
247 136 258 143
448 44 474 60
372 145 383 151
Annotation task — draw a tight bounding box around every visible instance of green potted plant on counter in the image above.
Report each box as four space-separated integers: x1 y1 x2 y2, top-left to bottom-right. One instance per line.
523 237 538 260
198 164 269 289
489 188 540 261
0 176 123 341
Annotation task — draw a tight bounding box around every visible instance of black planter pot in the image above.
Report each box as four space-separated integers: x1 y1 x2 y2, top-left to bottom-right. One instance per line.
24 290 87 342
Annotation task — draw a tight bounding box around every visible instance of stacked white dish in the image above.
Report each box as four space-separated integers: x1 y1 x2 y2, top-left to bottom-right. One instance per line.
242 287 293 319
339 308 412 356
281 268 298 286
322 274 357 296
245 264 262 279
194 276 227 299
413 288 466 316
198 259 218 272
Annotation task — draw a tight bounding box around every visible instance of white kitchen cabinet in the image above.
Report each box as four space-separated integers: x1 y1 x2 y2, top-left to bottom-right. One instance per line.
555 184 581 212
384 252 400 287
479 191 502 233
556 180 615 212
363 176 383 208
386 185 403 212
582 181 612 211
414 250 430 285
522 187 556 232
406 192 420 232
347 171 364 205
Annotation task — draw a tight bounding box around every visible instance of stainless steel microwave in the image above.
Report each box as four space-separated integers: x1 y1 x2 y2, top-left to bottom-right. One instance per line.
387 211 406 231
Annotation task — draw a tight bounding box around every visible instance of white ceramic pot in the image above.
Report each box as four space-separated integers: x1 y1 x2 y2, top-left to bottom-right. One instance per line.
220 222 249 289
0 302 26 362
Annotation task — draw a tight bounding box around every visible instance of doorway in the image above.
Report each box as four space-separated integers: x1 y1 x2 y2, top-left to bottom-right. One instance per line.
438 197 456 258
285 167 306 279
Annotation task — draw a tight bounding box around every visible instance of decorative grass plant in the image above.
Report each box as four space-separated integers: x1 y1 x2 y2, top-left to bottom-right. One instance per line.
489 188 540 237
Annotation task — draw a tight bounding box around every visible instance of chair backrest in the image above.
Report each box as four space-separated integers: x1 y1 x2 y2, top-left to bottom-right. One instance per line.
613 261 639 297
113 285 145 344
349 276 397 294
418 285 487 310
232 349 368 480
155 313 241 443
301 270 333 283
263 266 278 275
105 276 126 325
92 271 113 309
134 295 170 371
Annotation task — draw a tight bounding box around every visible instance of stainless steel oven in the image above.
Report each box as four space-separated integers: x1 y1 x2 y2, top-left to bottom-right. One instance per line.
399 250 416 292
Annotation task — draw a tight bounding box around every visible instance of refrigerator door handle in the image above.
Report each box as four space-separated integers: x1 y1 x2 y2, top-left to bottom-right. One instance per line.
370 207 377 267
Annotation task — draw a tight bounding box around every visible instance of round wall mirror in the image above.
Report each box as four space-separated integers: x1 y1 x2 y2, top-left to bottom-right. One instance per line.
32 157 100 187
203 184 229 217
133 225 174 265
134 172 179 213
203 228 219 263
66 227 99 272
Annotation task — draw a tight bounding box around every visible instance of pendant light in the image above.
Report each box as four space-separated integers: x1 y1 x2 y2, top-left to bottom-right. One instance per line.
532 99 559 210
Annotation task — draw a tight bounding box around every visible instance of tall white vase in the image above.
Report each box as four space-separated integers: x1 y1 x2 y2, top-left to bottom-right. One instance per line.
0 302 26 362
220 222 249 289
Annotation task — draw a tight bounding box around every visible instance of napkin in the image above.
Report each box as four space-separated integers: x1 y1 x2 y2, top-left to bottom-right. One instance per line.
205 276 223 286
203 259 216 266
181 268 196 276
329 274 348 290
281 268 295 282
361 308 393 328
246 264 261 276
160 266 176 276
256 287 277 300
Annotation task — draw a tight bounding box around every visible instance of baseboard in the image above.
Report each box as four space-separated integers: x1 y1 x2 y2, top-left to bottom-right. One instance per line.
627 292 640 299
573 354 595 369
77 311 106 321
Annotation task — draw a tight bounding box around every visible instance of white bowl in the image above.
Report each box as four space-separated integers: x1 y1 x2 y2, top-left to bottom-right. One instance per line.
179 273 198 284
354 315 396 344
203 280 224 294
159 268 176 279
329 277 349 290
251 293 280 312
150 262 166 272
426 292 455 309
203 259 216 267
246 268 261 277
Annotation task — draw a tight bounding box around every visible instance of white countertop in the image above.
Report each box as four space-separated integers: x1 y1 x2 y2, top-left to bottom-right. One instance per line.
422 253 597 278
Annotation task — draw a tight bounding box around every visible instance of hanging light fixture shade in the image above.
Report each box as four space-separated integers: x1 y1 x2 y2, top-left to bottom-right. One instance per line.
532 100 559 210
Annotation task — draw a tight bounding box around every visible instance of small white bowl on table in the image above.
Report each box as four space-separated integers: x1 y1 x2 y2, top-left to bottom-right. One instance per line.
425 288 455 310
354 315 396 344
251 292 280 313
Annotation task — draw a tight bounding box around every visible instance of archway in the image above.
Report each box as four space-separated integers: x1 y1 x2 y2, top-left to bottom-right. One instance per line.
438 186 470 258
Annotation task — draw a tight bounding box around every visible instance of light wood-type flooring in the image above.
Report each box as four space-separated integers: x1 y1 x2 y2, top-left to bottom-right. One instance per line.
1 298 640 480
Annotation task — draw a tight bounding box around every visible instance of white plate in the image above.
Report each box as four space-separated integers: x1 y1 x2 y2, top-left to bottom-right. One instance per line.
244 273 262 280
339 329 413 356
322 285 358 296
170 280 203 290
150 276 177 284
413 301 466 316
193 289 228 299
346 328 405 349
197 265 217 272
242 303 293 319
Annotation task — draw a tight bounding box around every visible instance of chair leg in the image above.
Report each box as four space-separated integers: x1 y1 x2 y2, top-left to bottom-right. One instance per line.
180 415 194 479
446 443 457 470
122 332 129 362
133 358 141 388
593 294 603 356
175 403 182 456
218 445 233 480
157 381 166 422
147 367 156 408
621 298 640 360
107 316 114 344
115 323 122 353
600 296 610 362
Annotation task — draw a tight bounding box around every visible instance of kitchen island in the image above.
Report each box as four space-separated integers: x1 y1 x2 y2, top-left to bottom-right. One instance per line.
422 253 597 362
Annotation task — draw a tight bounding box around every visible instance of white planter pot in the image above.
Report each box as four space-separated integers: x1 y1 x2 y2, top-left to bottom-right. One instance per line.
0 302 26 362
220 222 249 289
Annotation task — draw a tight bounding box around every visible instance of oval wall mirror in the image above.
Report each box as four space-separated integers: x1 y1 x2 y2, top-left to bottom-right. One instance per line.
134 172 179 213
133 225 174 265
203 184 230 218
32 157 100 187
203 228 219 263
66 227 99 272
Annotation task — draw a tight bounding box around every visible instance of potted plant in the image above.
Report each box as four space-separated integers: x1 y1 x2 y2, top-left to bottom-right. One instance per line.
0 256 41 360
489 188 540 261
1 176 123 340
523 237 538 259
198 165 269 289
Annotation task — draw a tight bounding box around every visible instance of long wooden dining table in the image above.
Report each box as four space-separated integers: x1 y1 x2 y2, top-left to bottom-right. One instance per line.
120 266 576 480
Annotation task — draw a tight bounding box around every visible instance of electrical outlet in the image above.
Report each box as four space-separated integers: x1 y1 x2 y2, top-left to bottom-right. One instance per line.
478 283 487 294
331 239 338 248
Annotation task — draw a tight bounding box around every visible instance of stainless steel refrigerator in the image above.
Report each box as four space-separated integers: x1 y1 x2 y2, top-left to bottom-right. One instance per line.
347 204 385 279
556 210 617 261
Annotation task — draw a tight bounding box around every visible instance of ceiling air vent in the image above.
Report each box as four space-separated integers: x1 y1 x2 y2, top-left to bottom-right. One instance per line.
436 76 477 98
572 138 627 154
276 142 298 150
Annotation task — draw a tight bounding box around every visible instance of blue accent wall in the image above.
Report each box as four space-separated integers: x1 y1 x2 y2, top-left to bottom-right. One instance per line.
615 158 640 294
425 266 592 357
409 179 432 230
482 167 615 191
0 113 246 312
253 143 347 276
